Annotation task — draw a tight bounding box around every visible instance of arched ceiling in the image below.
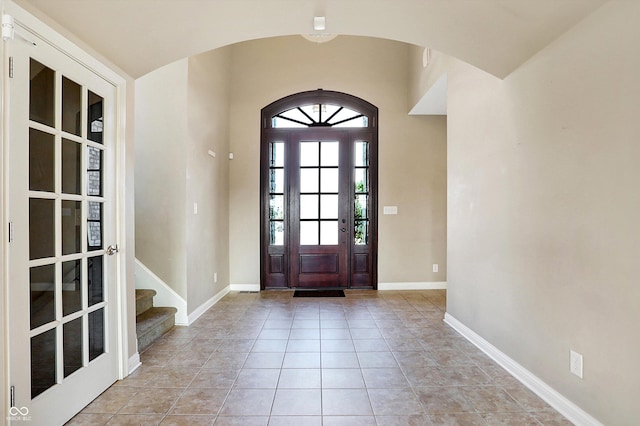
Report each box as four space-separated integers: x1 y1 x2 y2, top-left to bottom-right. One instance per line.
16 0 606 79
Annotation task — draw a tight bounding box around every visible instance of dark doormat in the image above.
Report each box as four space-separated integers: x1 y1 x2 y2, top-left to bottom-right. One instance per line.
293 289 345 298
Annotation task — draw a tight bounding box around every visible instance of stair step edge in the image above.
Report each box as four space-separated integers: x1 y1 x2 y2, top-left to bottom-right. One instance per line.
137 314 176 352
136 306 177 335
135 289 158 316
135 289 157 300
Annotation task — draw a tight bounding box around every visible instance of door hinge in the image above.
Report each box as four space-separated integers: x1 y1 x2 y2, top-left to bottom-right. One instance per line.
8 221 14 242
8 56 13 78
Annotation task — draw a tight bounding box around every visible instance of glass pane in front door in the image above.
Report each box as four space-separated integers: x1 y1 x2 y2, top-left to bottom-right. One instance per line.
299 141 340 246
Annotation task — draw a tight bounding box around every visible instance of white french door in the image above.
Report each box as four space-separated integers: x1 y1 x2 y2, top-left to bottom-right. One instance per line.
7 30 119 425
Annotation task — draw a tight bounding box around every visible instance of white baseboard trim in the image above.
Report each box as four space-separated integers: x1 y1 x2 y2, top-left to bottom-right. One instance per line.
127 352 141 375
135 259 188 324
443 313 603 426
186 285 231 325
230 283 261 292
378 281 447 291
225 283 446 292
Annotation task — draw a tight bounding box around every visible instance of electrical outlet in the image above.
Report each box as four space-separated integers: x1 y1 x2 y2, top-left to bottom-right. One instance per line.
570 350 583 378
433 264 439 273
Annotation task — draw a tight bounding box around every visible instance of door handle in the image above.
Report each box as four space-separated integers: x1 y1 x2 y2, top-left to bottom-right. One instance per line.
106 244 120 255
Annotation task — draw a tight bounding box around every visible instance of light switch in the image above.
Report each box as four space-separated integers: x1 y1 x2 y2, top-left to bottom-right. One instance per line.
193 203 198 214
383 206 398 215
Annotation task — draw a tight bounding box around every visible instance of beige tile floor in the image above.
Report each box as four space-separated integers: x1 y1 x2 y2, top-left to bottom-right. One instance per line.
67 290 572 425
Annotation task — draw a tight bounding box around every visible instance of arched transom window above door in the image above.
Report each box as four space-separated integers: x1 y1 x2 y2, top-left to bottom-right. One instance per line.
264 89 377 130
272 104 368 128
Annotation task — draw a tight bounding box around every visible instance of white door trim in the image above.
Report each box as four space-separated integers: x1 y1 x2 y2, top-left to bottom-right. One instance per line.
0 1 131 421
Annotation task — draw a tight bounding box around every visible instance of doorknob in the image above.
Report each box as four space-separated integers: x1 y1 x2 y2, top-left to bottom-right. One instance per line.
106 244 120 255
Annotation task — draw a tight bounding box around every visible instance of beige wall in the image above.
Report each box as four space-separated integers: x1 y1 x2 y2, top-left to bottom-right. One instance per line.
446 1 640 423
186 49 231 307
135 60 188 297
408 46 455 110
228 36 447 286
135 48 231 312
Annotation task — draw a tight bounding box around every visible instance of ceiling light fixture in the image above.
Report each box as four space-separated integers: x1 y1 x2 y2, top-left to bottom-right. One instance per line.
313 16 326 31
302 15 337 43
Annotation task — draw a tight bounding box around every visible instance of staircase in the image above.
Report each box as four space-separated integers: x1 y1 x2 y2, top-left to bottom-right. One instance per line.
135 289 177 352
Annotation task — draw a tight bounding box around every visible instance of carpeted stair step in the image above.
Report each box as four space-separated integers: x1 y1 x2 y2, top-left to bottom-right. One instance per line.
136 289 156 316
136 306 177 352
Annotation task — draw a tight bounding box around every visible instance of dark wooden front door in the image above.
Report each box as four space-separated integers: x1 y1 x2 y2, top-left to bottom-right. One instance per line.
261 90 378 290
290 131 350 288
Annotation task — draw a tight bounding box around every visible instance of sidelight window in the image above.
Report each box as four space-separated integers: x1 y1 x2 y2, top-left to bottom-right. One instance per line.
354 141 370 245
269 141 285 245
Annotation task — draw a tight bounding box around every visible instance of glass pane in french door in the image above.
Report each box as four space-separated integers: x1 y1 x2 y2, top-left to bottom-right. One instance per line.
63 317 83 377
29 59 55 127
31 328 56 398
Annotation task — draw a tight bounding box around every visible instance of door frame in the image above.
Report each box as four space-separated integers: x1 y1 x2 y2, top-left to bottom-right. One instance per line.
260 89 378 290
1 2 132 421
